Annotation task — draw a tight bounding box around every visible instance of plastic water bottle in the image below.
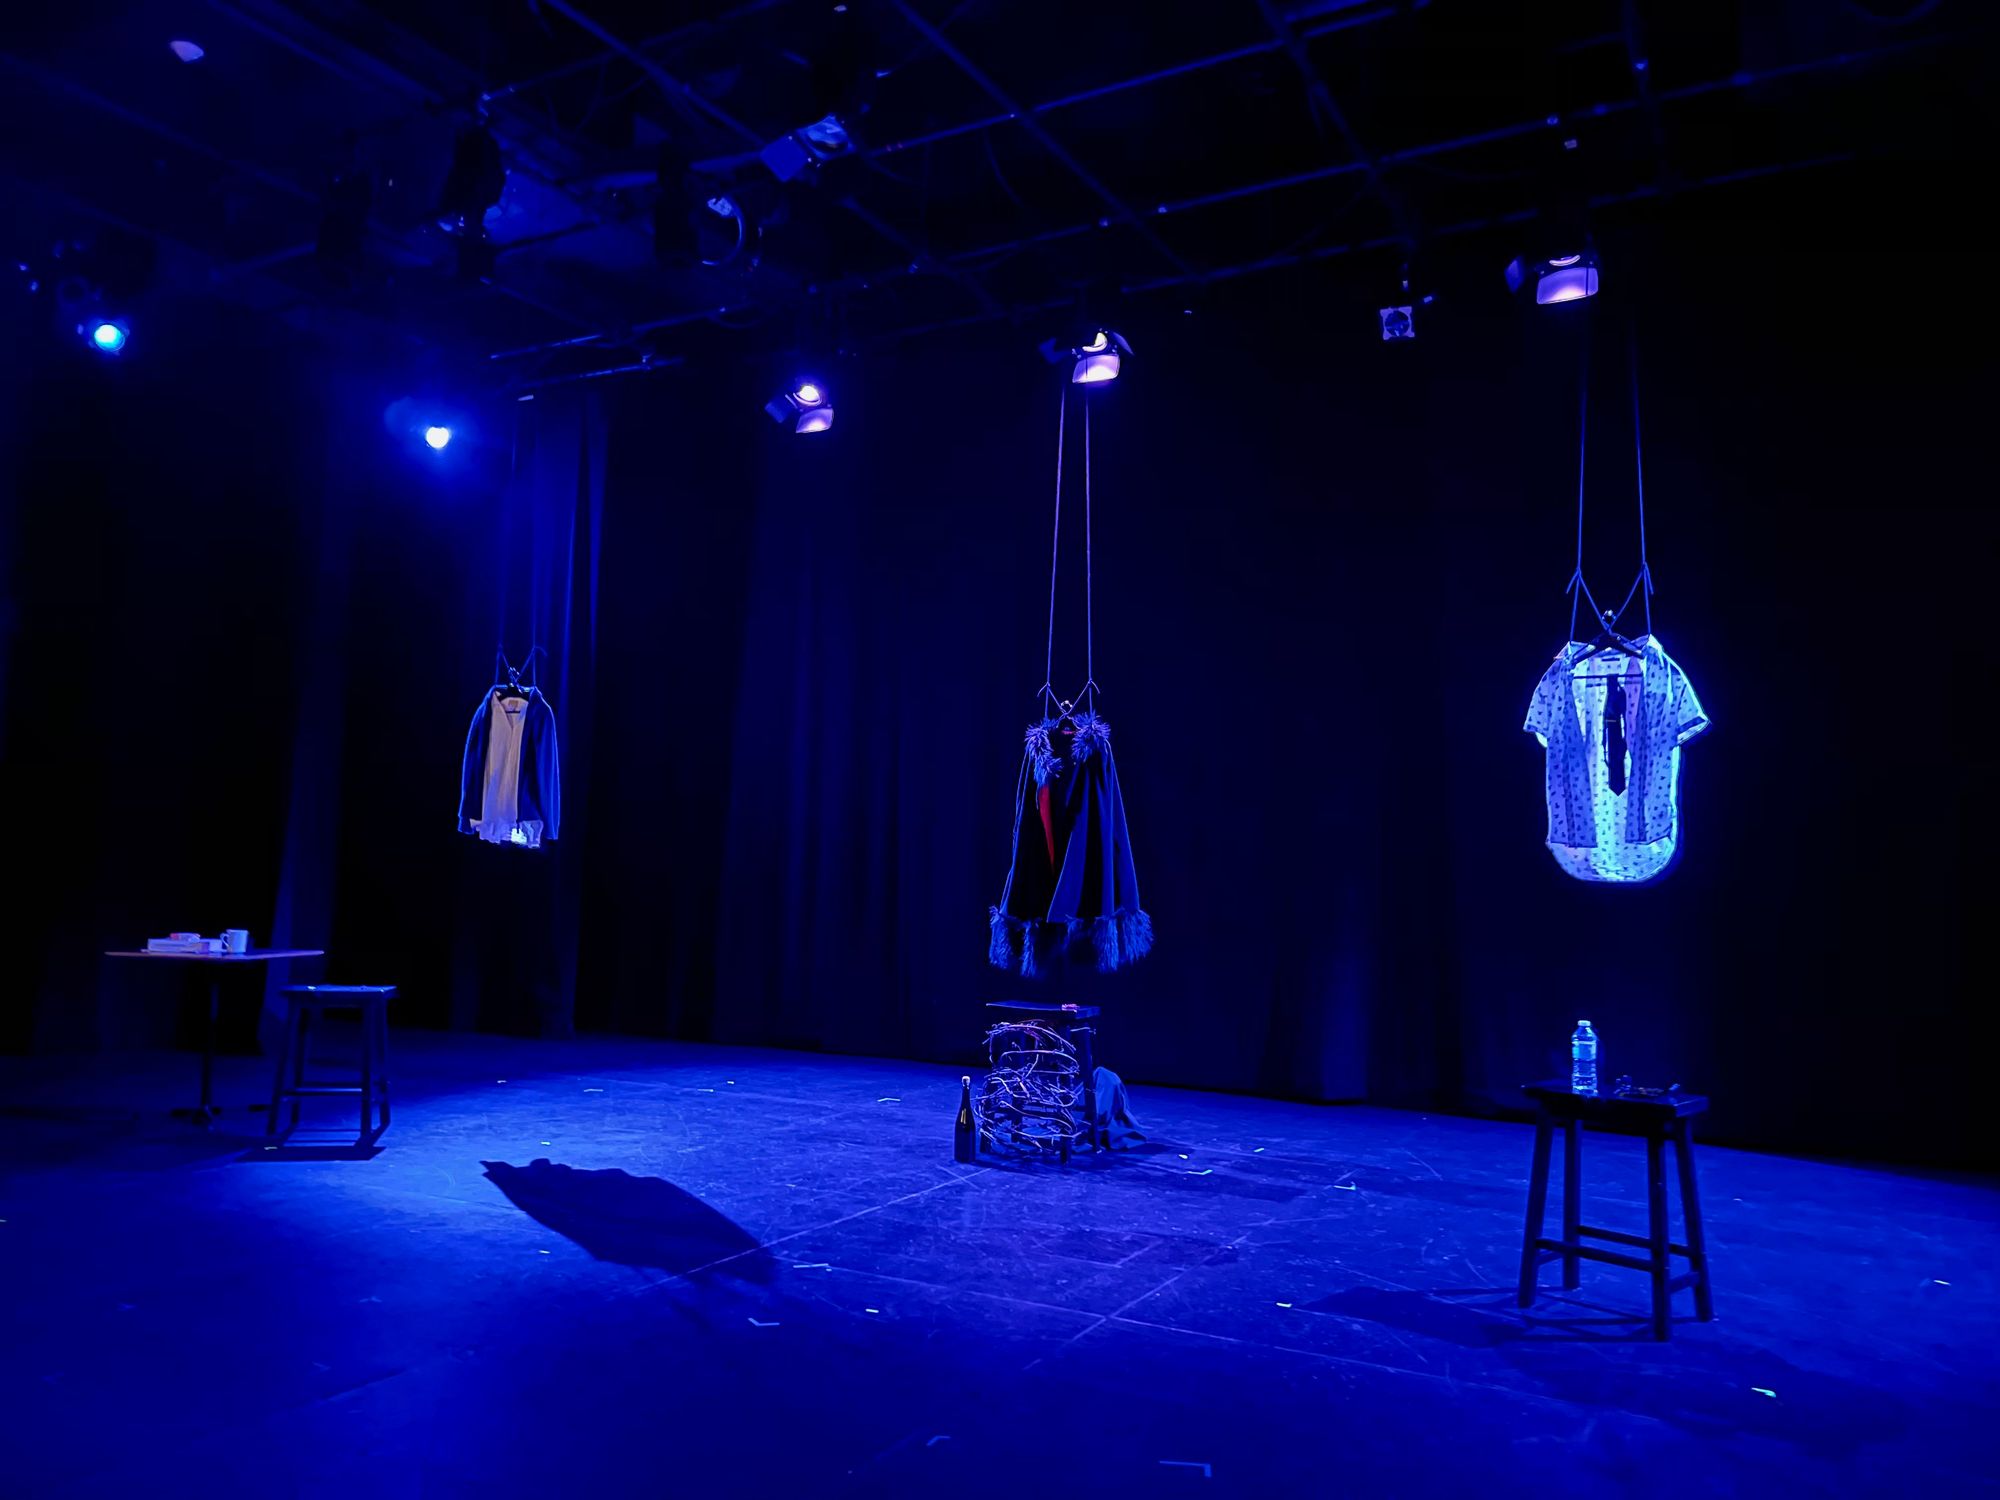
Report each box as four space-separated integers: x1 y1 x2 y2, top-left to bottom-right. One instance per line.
1571 1020 1599 1095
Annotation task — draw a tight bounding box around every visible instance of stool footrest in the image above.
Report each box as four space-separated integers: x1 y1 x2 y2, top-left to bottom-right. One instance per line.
1580 1224 1693 1257
1534 1239 1665 1274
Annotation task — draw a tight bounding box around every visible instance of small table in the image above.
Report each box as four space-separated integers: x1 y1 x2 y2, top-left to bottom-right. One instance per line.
1516 1080 1714 1340
105 949 325 1124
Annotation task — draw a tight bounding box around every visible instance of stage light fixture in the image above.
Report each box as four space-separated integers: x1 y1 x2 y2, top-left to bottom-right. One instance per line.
1379 264 1435 341
84 318 128 354
764 381 834 434
424 425 452 450
1040 328 1131 384
168 40 205 63
760 114 855 183
1506 247 1600 305
653 139 761 271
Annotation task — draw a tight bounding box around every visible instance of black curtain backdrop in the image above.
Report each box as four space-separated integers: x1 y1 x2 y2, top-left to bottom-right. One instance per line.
4 199 1989 1165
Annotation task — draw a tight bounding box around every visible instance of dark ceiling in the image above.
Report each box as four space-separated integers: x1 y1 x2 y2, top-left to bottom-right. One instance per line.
1 0 1981 391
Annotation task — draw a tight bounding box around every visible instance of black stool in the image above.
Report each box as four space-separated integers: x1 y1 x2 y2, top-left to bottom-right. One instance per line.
268 985 395 1141
985 1001 1102 1151
1517 1081 1713 1340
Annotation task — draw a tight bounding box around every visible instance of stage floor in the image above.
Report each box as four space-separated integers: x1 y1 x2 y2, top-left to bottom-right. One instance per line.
2 1031 1993 1498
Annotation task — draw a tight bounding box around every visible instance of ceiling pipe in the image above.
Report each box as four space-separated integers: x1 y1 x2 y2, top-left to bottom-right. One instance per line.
1254 0 1416 247
506 356 684 393
886 0 1201 280
513 148 1851 385
483 31 1948 366
204 0 637 252
0 51 604 333
479 0 793 106
871 152 1856 346
533 0 1008 311
533 0 764 144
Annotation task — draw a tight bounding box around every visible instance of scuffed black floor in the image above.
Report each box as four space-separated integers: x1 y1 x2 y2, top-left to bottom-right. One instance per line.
2 1033 1994 1498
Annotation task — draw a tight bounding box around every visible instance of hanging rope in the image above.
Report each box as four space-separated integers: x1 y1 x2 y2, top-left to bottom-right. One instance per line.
1042 388 1067 710
1566 311 1598 642
1041 386 1100 714
1629 331 1654 639
1082 396 1096 711
1564 311 1657 643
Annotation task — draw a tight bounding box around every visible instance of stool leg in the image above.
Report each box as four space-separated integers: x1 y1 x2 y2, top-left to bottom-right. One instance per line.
289 1007 310 1131
369 1000 392 1133
1646 1130 1672 1340
1561 1117 1582 1291
266 1000 298 1137
358 1003 375 1141
1517 1115 1554 1307
1673 1119 1713 1321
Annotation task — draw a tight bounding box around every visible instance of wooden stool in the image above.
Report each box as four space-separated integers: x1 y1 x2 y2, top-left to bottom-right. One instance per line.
985 1001 1101 1151
1517 1081 1714 1340
268 985 395 1141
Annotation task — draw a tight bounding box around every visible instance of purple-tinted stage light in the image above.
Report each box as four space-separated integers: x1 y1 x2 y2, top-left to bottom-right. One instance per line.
1044 328 1130 384
169 39 205 63
424 425 452 450
765 381 833 434
1536 254 1600 304
85 319 128 354
1073 352 1121 384
1508 248 1600 305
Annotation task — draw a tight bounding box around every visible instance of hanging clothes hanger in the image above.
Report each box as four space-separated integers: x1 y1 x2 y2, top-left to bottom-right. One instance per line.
1573 610 1643 667
494 645 545 706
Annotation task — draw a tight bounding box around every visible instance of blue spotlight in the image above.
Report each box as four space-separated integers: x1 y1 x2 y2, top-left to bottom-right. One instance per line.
424 425 452 450
85 319 129 354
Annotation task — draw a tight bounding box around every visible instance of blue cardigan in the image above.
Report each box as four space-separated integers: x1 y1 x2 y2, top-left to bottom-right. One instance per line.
457 688 561 841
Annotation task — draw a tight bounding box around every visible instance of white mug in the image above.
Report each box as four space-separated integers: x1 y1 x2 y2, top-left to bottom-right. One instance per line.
220 929 250 954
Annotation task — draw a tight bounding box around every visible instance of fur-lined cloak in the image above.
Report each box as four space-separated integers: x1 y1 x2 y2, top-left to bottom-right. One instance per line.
989 712 1151 976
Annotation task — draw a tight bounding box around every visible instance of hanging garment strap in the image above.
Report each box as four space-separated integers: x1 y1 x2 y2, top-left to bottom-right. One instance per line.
493 644 546 691
1565 317 1655 644
1041 390 1099 717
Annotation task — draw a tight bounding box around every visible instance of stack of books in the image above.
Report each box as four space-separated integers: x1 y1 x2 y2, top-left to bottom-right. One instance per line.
146 935 227 955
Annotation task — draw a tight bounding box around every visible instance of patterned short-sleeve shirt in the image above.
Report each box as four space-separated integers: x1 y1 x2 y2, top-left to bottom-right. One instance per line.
1525 635 1709 883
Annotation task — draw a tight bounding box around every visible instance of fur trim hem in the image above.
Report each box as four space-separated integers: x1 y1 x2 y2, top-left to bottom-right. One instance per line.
988 906 1153 976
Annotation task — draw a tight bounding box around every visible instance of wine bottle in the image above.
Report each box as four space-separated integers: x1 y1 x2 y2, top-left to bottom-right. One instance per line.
954 1075 977 1163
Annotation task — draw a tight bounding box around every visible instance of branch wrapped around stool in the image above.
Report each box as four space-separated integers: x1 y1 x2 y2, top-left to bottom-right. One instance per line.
973 1021 1084 1156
